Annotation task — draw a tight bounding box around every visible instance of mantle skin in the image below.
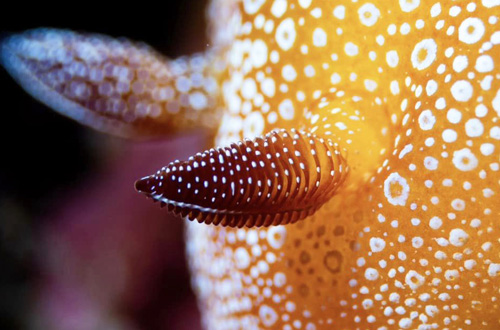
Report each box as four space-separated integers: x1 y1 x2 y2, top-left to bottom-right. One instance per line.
1 0 500 329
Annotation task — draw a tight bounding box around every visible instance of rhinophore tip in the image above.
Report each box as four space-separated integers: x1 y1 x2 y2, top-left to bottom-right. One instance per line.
135 176 156 195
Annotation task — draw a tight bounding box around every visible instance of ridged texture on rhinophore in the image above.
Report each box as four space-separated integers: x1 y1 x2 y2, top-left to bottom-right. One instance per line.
0 28 222 138
136 129 348 227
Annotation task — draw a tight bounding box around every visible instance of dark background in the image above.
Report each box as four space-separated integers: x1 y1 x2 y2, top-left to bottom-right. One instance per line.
0 1 209 329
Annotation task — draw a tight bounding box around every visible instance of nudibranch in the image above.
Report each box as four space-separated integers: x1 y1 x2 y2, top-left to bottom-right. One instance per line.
2 0 500 329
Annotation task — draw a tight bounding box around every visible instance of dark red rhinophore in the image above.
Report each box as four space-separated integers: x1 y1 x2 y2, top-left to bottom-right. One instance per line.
135 129 349 227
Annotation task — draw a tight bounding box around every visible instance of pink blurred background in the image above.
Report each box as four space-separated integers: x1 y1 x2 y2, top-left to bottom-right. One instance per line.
0 1 210 329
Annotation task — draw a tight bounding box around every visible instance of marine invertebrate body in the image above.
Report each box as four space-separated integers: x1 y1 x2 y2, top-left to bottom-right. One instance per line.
2 0 500 329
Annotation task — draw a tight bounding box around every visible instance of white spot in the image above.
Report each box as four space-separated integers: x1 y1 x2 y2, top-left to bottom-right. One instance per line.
312 28 327 47
453 148 478 171
465 118 484 137
278 99 295 120
259 305 278 326
482 0 500 8
267 112 278 124
476 104 488 117
399 144 413 159
464 259 477 270
243 0 266 14
429 216 443 230
270 0 287 18
358 3 381 26
330 73 341 84
227 93 242 114
365 268 379 281
483 188 494 198
405 270 425 290
442 129 458 143
261 78 276 97
362 299 373 310
282 64 297 81
285 301 296 312
399 318 412 329
298 0 311 8
491 126 500 140
364 79 378 92
275 18 296 51
310 7 322 18
250 39 268 68
344 42 359 56
459 17 485 44
452 198 466 211
435 97 446 110
333 5 345 19
387 24 397 35
475 55 494 72
389 293 400 304
424 156 439 170
390 80 400 95
488 264 500 277
452 55 468 72
370 237 386 253
426 80 438 96
335 122 347 130
267 226 287 249
270 50 279 63
254 15 265 29
400 22 411 35
386 50 399 68
229 46 245 71
400 0 420 12
274 272 286 287
234 247 251 269
480 143 495 156
412 237 423 248
449 5 461 16
493 89 500 116
425 305 439 317
241 78 257 100
384 172 410 206
418 110 436 130
189 92 207 110
243 112 264 139
176 76 192 93
430 3 441 17
481 75 494 91
449 228 469 247
451 80 473 102
446 108 462 124
493 30 500 44
411 39 438 70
